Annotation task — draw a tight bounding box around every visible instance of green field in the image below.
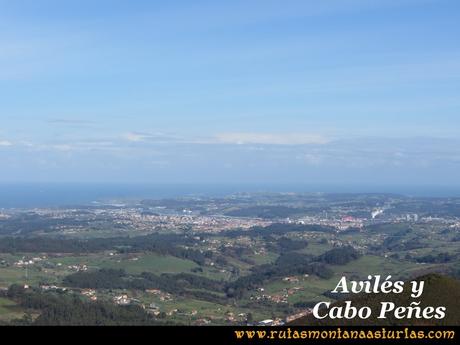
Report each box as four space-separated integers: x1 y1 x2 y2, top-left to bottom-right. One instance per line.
256 254 436 307
99 254 199 275
0 266 61 287
331 254 446 280
246 251 279 265
45 253 200 275
0 297 24 321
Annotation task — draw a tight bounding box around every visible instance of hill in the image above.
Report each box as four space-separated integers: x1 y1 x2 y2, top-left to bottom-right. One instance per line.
289 274 460 326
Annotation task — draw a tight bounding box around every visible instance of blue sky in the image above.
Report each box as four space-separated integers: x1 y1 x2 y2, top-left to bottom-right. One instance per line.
0 0 459 185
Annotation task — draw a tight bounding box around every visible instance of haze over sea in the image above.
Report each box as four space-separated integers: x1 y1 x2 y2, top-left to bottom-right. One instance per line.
1 183 460 208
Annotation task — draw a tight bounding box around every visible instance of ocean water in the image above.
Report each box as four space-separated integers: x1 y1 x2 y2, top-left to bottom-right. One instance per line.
0 183 231 208
0 183 460 208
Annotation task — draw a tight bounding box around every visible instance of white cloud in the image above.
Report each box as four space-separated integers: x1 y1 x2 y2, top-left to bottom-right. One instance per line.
121 131 181 143
51 144 73 152
0 140 13 147
121 132 148 142
214 132 330 145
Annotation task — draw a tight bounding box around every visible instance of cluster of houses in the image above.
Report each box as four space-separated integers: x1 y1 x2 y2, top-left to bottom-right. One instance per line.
285 309 313 323
67 264 88 272
257 309 313 325
40 285 67 292
145 288 173 301
250 277 305 304
14 256 45 267
225 311 247 323
13 257 89 273
81 289 98 301
257 318 285 326
113 294 133 305
145 303 160 315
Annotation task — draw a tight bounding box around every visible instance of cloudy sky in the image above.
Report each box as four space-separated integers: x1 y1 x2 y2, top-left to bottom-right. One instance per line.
0 0 459 186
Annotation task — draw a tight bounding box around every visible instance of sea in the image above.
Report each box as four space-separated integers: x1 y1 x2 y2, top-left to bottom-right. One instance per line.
0 183 460 208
